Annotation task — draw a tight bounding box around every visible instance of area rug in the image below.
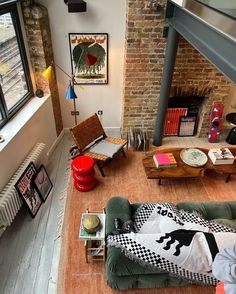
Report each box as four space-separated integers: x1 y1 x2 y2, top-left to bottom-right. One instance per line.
58 150 236 294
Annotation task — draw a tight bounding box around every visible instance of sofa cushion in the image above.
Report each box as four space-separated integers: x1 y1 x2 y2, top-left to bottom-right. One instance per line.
106 247 167 276
106 270 189 290
106 196 132 234
177 201 236 220
89 140 123 158
213 218 236 228
106 198 166 276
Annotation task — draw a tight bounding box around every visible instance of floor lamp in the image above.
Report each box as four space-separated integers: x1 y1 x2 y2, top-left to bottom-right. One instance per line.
42 64 78 125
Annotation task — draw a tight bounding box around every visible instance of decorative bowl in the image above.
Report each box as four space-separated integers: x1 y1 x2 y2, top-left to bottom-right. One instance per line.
82 214 101 233
180 148 208 167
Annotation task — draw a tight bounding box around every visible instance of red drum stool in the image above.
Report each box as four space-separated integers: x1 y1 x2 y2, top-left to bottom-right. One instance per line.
71 156 96 192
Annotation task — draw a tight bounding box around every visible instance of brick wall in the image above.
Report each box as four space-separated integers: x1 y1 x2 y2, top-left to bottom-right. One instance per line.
122 0 231 138
21 0 63 136
172 37 231 136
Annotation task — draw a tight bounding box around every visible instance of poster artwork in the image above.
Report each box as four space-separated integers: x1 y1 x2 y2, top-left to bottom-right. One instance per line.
69 33 108 84
178 116 196 137
15 162 42 217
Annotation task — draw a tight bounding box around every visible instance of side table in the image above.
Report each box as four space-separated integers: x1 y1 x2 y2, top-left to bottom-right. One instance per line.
79 211 106 263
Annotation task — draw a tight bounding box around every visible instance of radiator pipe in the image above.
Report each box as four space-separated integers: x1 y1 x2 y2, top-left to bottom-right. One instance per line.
153 26 179 146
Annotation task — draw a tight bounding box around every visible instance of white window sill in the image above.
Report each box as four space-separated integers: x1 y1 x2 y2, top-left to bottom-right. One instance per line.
0 95 50 152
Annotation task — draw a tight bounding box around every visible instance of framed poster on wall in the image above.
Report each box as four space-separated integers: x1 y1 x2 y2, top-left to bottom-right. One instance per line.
69 33 108 85
178 116 197 137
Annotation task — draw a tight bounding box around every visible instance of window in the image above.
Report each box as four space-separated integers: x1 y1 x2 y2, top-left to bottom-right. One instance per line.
0 3 33 129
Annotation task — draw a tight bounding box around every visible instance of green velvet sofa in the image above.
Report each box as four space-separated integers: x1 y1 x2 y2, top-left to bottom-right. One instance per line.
105 196 236 290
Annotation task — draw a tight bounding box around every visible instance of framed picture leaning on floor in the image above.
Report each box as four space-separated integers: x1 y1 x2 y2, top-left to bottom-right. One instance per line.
15 162 43 217
178 116 197 137
33 165 53 202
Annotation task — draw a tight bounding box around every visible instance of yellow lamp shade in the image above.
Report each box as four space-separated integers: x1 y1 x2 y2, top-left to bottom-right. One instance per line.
42 65 54 80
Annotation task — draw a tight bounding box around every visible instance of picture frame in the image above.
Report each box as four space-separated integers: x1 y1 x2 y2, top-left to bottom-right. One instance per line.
69 33 108 85
15 162 42 218
33 165 53 202
178 116 197 137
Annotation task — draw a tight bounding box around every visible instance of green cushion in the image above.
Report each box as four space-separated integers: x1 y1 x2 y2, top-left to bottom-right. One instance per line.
106 270 189 290
176 201 236 220
106 247 166 276
105 196 131 233
213 218 236 228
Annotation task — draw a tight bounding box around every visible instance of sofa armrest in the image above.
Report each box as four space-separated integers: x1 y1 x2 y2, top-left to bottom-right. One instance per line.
105 196 132 234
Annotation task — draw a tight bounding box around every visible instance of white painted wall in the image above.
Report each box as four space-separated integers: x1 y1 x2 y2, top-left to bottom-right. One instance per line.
0 98 57 190
38 0 126 129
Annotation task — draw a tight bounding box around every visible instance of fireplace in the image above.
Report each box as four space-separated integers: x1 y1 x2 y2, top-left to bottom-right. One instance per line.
164 86 210 137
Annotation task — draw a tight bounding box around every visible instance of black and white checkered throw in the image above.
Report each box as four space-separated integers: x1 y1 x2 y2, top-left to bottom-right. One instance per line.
107 203 236 285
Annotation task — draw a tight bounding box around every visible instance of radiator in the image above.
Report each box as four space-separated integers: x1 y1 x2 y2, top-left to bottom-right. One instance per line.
0 143 46 229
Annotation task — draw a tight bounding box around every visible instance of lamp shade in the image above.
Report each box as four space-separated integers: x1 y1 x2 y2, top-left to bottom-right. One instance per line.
42 65 53 80
65 84 77 99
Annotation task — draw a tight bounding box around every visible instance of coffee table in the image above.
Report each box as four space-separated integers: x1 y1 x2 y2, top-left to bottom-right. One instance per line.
142 147 236 185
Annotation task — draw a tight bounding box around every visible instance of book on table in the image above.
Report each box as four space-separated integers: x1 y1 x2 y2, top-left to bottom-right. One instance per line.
153 153 177 169
208 148 235 165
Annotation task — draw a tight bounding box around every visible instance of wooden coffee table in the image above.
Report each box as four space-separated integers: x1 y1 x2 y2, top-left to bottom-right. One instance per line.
142 147 236 185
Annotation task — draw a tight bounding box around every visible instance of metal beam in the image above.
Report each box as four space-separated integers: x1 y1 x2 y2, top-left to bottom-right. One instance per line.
168 3 236 84
153 26 179 146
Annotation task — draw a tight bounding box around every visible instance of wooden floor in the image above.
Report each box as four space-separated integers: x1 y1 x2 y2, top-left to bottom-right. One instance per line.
0 134 72 294
0 130 233 294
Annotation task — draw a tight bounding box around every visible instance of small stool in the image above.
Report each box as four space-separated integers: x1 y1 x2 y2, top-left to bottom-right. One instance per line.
71 156 96 191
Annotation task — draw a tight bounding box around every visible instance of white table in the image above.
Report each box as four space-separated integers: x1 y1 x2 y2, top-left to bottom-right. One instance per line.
79 212 106 263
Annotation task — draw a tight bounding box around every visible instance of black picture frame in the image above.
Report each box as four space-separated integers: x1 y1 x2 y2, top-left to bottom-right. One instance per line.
32 165 53 202
15 162 42 218
178 116 197 137
68 33 108 85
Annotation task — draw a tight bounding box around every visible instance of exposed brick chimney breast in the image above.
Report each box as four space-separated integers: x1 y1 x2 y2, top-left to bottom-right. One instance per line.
122 0 231 138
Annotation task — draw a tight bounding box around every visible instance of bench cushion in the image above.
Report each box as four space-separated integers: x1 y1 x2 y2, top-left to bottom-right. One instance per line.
89 140 123 158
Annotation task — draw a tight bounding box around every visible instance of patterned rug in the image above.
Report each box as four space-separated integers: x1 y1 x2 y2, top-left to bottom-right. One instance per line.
58 150 236 294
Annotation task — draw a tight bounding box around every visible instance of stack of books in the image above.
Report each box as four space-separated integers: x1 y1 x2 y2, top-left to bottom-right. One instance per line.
153 153 177 169
208 148 235 165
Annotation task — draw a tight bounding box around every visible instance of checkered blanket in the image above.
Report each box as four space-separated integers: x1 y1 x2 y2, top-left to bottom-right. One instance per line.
107 203 236 285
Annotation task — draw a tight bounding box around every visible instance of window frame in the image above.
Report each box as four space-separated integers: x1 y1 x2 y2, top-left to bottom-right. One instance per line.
0 3 33 129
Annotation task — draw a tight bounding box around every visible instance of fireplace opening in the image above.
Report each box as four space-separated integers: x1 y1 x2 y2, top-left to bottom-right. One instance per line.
164 95 205 136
